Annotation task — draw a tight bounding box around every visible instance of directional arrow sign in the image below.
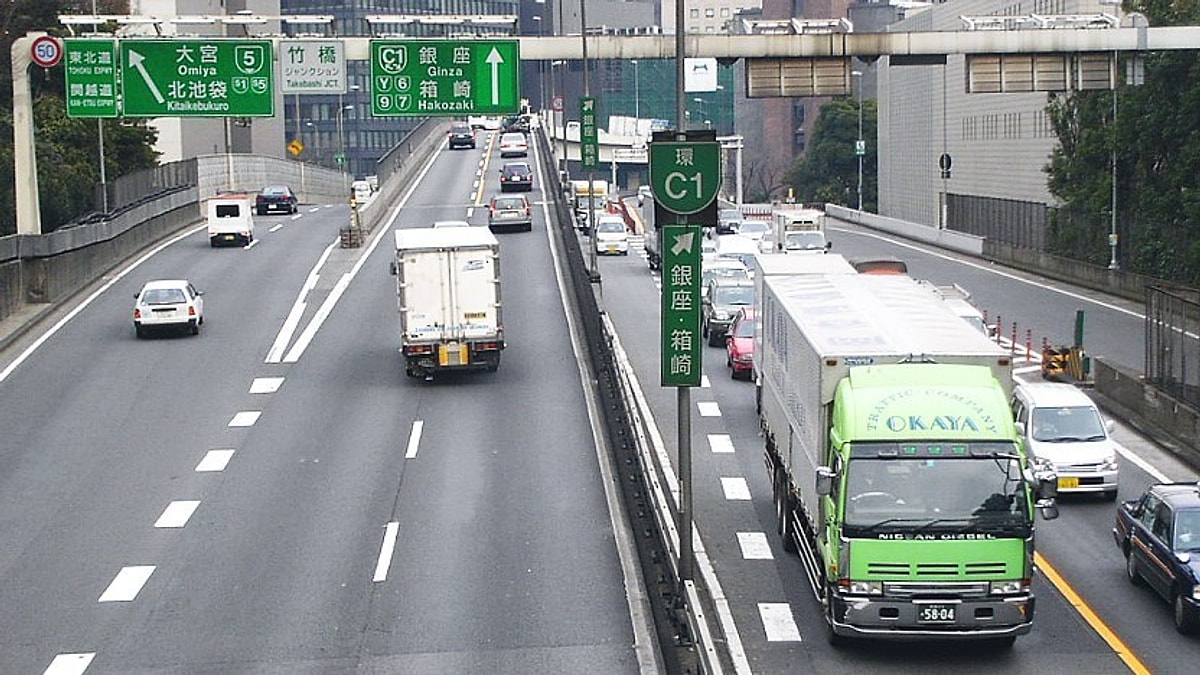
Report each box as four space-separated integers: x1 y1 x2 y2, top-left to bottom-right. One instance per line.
661 225 703 388
370 39 520 117
120 39 274 117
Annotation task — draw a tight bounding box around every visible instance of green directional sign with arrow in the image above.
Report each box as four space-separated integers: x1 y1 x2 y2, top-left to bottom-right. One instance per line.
370 40 520 117
661 225 703 387
120 39 274 117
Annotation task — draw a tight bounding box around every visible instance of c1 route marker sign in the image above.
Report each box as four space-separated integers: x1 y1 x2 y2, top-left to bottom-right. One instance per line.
649 141 722 215
120 39 274 117
370 40 520 117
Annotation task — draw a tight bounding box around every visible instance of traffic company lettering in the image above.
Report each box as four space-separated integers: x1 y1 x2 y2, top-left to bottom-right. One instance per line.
865 387 1000 435
883 415 983 433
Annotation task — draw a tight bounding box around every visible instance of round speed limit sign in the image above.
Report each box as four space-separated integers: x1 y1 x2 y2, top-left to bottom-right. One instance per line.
31 35 63 68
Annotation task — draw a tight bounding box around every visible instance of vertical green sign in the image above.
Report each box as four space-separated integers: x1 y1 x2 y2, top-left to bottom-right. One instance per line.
120 40 274 117
661 225 703 387
370 40 520 117
580 96 599 169
64 39 118 118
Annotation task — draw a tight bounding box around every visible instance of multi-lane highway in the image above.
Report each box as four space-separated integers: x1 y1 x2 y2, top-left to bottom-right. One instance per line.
0 130 651 674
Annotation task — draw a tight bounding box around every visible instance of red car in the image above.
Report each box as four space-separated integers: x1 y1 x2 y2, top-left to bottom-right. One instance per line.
725 307 756 380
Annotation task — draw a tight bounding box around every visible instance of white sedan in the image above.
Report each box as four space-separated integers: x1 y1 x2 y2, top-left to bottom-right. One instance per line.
498 132 528 157
133 279 204 338
594 216 630 256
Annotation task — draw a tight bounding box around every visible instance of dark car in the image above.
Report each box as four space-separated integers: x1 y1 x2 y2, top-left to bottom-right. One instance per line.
499 162 533 192
502 114 531 135
256 185 298 215
1113 482 1200 633
716 208 744 235
702 277 755 347
448 121 476 149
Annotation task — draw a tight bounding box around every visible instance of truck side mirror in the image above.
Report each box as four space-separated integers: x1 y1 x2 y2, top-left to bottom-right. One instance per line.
1037 499 1060 520
815 466 835 496
825 241 833 250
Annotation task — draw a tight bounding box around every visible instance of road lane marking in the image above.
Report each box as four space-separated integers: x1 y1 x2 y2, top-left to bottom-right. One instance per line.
98 566 155 602
697 401 721 417
1115 439 1171 482
265 239 336 363
1035 552 1150 675
43 653 95 675
268 223 284 233
737 532 773 560
708 434 735 454
249 377 284 394
721 477 751 500
154 501 200 528
405 420 424 459
196 449 234 472
758 603 802 642
228 411 261 427
373 522 400 582
291 212 303 220
700 375 711 388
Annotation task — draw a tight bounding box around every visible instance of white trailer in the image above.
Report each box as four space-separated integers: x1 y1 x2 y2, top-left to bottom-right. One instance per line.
393 227 504 380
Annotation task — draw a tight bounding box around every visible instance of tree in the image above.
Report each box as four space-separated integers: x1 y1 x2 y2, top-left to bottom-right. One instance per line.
786 98 877 210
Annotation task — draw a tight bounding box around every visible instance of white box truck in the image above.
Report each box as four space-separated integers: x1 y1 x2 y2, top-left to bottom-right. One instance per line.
392 227 504 380
205 193 255 247
770 205 828 253
758 272 1058 644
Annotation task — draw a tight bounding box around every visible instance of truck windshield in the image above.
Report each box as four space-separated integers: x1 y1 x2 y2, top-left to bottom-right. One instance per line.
784 231 826 250
842 453 1029 538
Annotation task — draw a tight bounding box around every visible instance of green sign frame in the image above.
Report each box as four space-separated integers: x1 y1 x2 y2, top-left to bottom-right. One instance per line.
120 39 274 117
580 96 599 169
64 39 118 118
649 141 722 215
369 40 520 117
661 225 703 387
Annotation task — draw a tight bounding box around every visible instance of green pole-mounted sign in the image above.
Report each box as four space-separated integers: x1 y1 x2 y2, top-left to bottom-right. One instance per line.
64 39 118 118
580 96 599 169
120 39 274 117
661 225 703 387
649 141 722 215
370 40 520 117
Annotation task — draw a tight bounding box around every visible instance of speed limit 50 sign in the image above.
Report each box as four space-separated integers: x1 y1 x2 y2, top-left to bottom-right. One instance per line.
31 35 63 68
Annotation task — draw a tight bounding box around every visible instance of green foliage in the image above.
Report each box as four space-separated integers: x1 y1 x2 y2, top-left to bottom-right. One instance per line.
786 98 877 210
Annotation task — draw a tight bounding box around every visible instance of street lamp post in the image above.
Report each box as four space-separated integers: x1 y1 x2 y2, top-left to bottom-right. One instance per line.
532 15 545 111
632 59 639 122
852 70 864 211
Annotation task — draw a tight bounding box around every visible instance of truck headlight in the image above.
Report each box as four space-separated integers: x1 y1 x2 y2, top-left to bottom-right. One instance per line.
989 580 1028 595
847 581 882 596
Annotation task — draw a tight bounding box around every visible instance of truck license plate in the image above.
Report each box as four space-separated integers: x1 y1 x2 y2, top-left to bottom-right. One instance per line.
917 604 956 624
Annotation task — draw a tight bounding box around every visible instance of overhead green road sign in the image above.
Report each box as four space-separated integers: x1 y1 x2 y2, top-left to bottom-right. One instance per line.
649 141 722 215
120 39 274 117
64 39 118 118
370 40 520 117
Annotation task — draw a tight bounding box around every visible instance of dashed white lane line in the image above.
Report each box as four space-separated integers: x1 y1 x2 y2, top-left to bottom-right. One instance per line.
697 401 722 417
700 374 711 388
737 532 774 560
405 420 424 459
154 501 200 528
268 223 284 233
195 449 235 472
759 603 803 642
721 477 752 501
43 653 95 675
373 522 400 582
290 212 303 220
708 434 735 454
98 566 155 603
228 411 261 427
249 377 284 394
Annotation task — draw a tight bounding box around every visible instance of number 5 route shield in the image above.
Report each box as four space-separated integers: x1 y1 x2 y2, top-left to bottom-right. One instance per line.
120 39 274 117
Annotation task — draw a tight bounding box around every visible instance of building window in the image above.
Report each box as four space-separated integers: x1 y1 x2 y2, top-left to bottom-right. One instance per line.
690 8 699 18
705 8 715 18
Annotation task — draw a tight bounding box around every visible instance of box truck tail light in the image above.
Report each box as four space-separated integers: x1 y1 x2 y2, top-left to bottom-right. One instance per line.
406 344 434 356
474 341 502 352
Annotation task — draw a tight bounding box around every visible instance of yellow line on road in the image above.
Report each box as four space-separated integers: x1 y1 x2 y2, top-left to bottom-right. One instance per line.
1035 551 1151 675
475 131 498 206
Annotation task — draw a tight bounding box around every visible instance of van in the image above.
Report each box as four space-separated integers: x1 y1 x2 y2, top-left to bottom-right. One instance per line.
352 180 372 204
1011 382 1118 500
205 193 254 247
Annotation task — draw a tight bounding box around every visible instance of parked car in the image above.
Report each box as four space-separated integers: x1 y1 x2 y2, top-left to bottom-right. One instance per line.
499 162 533 192
1012 381 1118 500
133 279 204 338
725 307 757 379
448 121 476 149
487 194 532 232
702 277 755 347
1113 482 1200 633
255 185 298 215
498 132 528 157
594 216 629 255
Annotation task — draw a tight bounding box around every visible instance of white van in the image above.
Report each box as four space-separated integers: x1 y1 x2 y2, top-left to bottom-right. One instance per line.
351 180 372 204
1011 382 1118 500
205 193 254 247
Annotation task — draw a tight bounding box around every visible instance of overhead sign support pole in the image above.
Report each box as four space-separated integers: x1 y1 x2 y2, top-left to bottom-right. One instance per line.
674 0 693 586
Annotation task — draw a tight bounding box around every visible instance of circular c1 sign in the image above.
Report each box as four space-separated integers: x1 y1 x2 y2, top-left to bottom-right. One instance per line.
31 35 63 68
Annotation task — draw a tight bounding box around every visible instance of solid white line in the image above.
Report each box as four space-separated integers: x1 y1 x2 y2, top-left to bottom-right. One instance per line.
1116 440 1171 482
758 603 802 642
708 434 735 454
405 420 424 459
268 223 284 233
737 532 774 560
265 239 336 363
244 239 258 250
249 377 284 394
195 449 235 472
98 566 155 602
700 374 711 388
373 522 400 582
154 500 200 528
721 477 752 501
0 223 207 385
697 401 722 417
228 411 261 427
43 653 95 675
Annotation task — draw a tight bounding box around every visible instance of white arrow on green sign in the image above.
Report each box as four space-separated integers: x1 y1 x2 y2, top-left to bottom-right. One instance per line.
120 39 274 117
370 40 520 117
661 225 703 387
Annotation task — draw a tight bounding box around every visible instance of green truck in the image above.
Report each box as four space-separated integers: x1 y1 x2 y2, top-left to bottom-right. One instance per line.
757 272 1059 645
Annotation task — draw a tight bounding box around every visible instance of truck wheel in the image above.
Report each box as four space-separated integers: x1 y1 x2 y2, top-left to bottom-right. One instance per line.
775 470 797 553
